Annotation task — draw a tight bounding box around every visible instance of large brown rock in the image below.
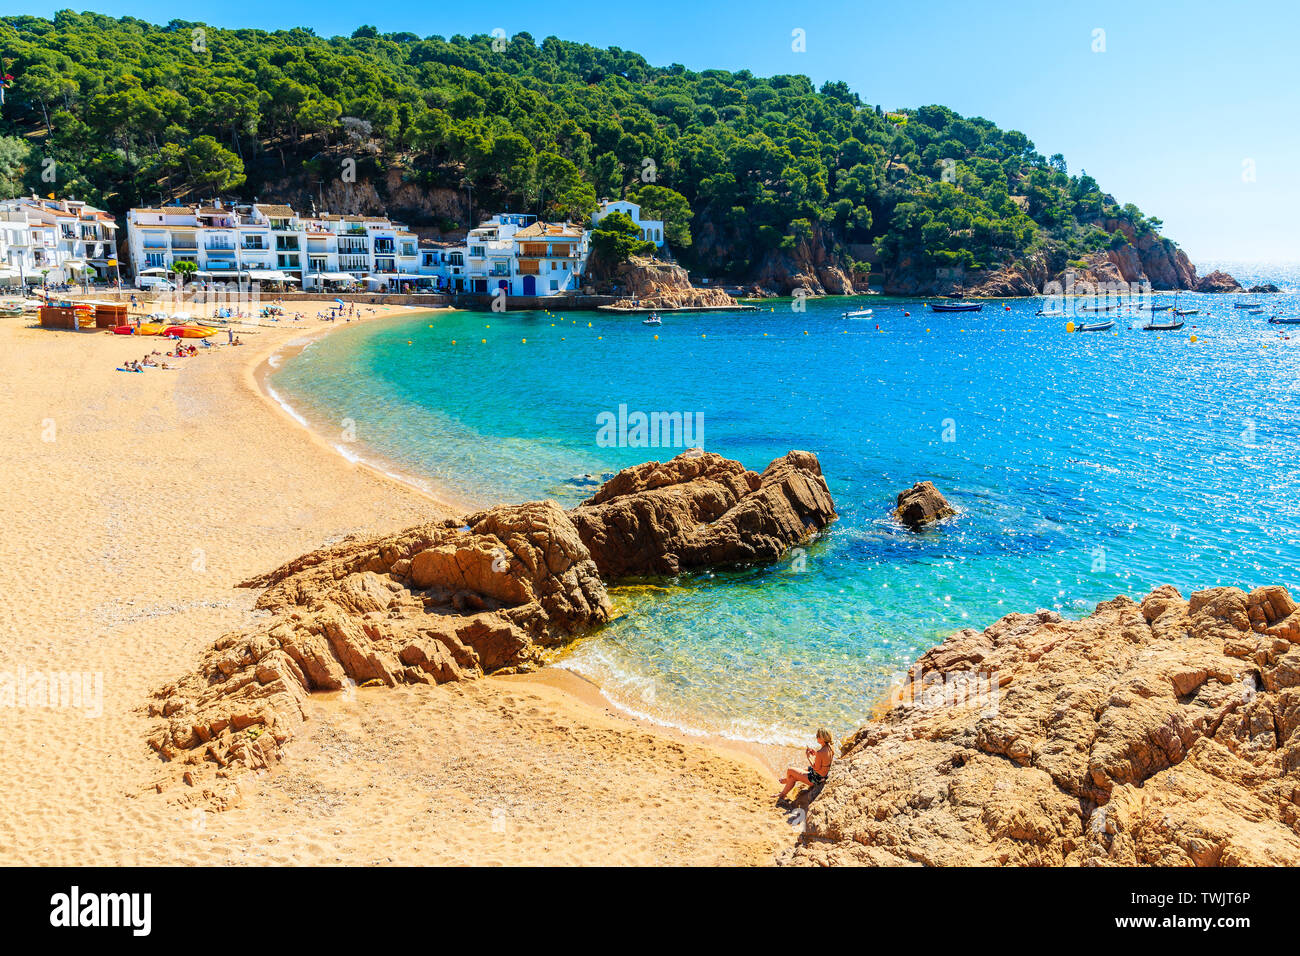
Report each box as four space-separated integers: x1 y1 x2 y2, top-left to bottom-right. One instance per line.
148 451 836 785
893 481 956 530
568 450 836 578
147 500 612 777
786 585 1300 866
593 255 737 310
1195 270 1244 293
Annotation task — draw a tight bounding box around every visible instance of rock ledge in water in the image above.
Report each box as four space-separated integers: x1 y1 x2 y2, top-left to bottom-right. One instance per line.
893 481 956 530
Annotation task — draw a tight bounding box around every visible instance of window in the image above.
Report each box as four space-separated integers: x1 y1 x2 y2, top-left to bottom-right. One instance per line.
549 279 558 291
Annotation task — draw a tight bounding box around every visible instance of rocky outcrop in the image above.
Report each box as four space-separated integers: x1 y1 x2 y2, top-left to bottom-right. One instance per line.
147 451 835 789
1249 284 1281 294
591 255 736 310
1196 270 1245 293
787 585 1300 867
570 450 837 578
880 221 1237 297
893 481 956 530
146 501 612 776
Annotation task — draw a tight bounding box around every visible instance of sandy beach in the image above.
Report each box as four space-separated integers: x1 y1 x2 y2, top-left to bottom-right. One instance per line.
0 299 790 866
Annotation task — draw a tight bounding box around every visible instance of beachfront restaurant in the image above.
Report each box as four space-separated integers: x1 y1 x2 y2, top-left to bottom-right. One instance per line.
303 271 360 292
363 273 437 293
245 268 300 291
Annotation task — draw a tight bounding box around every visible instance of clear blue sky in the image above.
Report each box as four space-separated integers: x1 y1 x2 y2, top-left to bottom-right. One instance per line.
12 0 1299 263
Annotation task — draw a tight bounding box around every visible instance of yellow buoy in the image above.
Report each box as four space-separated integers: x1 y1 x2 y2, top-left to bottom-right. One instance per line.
521 338 527 344
653 334 659 340
481 338 486 344
1190 334 1197 343
1066 321 1076 332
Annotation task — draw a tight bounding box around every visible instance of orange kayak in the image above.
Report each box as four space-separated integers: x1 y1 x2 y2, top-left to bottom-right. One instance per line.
113 322 169 335
162 325 219 338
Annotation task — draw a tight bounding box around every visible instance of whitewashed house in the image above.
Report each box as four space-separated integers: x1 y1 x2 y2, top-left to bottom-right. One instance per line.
592 199 664 248
0 195 119 285
126 200 304 287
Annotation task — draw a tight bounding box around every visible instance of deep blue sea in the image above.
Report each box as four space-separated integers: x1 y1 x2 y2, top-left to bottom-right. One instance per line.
270 281 1300 744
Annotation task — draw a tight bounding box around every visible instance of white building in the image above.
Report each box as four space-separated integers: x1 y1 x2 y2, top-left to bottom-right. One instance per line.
0 195 119 286
126 201 305 287
464 213 590 295
592 199 665 248
125 199 592 296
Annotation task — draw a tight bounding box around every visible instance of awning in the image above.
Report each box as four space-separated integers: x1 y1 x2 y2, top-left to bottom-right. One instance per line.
247 269 300 283
139 266 171 275
309 272 360 282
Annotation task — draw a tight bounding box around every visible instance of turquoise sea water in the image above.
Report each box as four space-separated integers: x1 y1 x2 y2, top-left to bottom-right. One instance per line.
270 288 1300 744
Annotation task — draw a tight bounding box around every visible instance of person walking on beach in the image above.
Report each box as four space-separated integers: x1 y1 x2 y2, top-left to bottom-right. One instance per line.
778 728 834 802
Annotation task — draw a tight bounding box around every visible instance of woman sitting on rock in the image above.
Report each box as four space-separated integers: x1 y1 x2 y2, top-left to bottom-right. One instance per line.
778 728 834 802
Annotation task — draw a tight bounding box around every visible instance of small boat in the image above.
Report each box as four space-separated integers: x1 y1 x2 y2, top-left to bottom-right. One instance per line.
929 301 982 312
1249 309 1265 315
137 323 167 336
1141 319 1185 331
1267 315 1300 325
641 313 662 326
1172 309 1198 316
0 306 23 318
1037 310 1069 318
163 324 219 338
1139 304 1173 312
1233 301 1261 309
1072 319 1114 332
1079 304 1117 312
842 308 874 319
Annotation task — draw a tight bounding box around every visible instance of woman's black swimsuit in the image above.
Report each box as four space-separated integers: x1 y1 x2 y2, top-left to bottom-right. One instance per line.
806 767 825 786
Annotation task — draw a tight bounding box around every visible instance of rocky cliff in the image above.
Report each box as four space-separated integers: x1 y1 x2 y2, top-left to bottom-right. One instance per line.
786 584 1300 866
748 224 859 297
147 451 835 795
735 216 1239 298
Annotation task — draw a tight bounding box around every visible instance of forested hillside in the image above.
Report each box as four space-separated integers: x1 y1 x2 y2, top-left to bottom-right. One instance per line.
0 12 1193 291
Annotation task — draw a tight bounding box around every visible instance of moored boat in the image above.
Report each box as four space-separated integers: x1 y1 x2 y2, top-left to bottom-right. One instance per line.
842 308 874 319
1267 315 1300 325
1141 319 1185 331
1072 319 1114 332
641 312 661 326
928 301 982 312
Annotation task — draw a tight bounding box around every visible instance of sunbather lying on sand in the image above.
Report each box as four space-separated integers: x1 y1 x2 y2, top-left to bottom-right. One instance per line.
778 728 834 801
